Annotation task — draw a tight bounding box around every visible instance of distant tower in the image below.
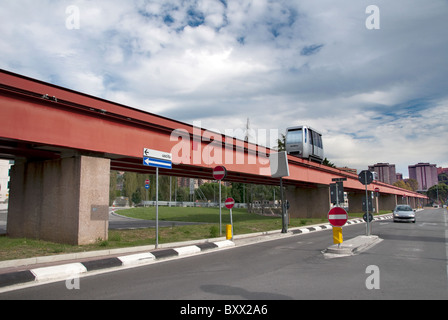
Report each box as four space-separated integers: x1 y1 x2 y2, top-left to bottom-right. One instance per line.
408 163 438 192
244 118 254 143
368 163 397 185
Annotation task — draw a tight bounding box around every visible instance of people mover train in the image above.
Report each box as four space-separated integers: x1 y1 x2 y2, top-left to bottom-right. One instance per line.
285 126 324 163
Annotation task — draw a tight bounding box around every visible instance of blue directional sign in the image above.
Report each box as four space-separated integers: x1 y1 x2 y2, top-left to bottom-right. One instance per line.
142 148 172 169
144 184 150 190
143 157 172 169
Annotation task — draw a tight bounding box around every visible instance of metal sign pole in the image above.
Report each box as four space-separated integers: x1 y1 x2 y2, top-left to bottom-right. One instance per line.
230 208 234 241
213 166 227 236
335 182 339 207
280 177 287 233
156 167 159 248
219 182 222 235
365 171 370 236
269 152 289 234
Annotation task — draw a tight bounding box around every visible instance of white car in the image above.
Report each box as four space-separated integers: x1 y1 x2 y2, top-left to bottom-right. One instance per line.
393 205 416 223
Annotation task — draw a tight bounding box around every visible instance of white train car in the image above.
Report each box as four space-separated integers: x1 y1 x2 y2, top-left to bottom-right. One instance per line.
285 126 324 163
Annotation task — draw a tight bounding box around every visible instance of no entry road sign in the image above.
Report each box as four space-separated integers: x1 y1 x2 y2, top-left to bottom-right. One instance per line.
225 198 235 209
328 207 348 227
213 166 227 180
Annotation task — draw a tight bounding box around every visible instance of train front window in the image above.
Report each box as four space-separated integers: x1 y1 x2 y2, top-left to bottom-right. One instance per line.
286 129 302 144
311 131 317 147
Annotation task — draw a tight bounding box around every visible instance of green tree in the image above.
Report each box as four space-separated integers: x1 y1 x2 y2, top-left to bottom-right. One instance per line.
131 188 142 205
393 179 418 191
322 158 336 168
157 175 170 201
406 179 419 191
123 172 138 200
109 170 118 205
176 186 190 202
439 173 448 186
196 182 216 201
427 183 448 205
393 180 411 191
122 172 155 205
231 182 245 203
276 134 286 151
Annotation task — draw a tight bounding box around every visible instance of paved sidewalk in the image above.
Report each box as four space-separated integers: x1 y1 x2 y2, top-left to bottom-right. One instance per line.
0 239 236 290
323 235 383 258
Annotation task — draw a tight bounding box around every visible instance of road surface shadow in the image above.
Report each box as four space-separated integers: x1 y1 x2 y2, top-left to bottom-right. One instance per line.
201 284 292 300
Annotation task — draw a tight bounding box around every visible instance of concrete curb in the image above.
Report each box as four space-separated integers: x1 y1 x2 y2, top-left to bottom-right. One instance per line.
321 215 391 258
0 240 235 289
324 235 383 256
325 235 382 254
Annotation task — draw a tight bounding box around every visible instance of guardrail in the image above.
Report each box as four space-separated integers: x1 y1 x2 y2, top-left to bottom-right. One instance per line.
138 201 248 209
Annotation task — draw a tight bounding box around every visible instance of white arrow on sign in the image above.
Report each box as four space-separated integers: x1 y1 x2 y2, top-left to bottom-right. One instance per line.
143 148 172 161
143 157 172 169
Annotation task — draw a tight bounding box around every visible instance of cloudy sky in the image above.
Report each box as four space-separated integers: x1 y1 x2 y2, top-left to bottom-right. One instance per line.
1 0 447 177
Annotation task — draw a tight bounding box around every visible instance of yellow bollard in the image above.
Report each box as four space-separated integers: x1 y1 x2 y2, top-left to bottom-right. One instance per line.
333 227 343 244
226 224 233 240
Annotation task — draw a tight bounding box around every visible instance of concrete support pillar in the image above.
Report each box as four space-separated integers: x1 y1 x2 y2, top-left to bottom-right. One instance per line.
397 195 408 205
286 185 330 219
378 194 397 212
374 195 379 214
349 192 382 213
416 197 425 208
409 197 416 208
348 193 363 213
7 155 110 245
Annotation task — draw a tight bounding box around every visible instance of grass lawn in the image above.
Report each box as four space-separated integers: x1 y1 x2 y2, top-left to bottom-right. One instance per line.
115 206 329 233
0 207 390 262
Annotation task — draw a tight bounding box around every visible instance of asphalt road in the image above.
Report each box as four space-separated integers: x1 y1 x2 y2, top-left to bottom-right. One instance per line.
0 209 203 235
108 210 204 229
1 208 447 301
